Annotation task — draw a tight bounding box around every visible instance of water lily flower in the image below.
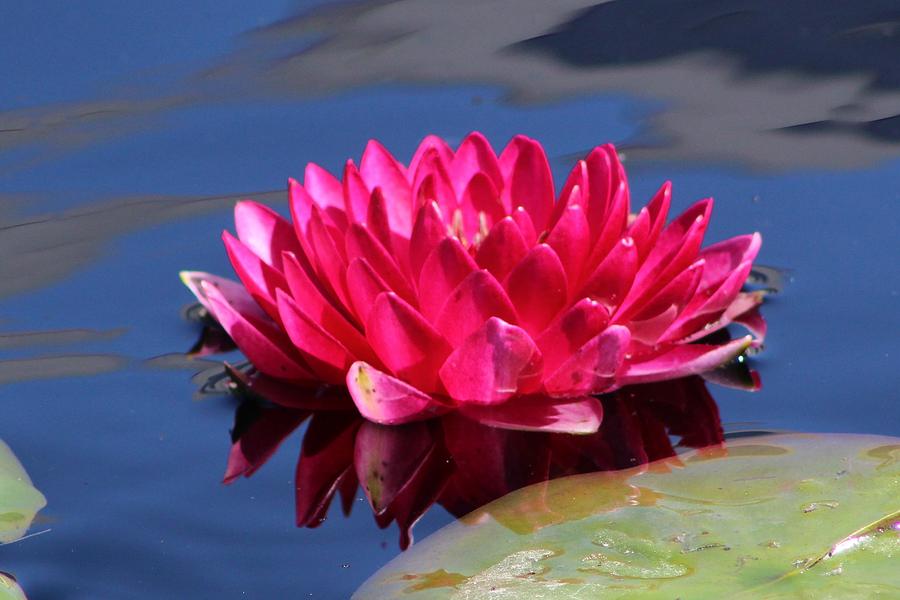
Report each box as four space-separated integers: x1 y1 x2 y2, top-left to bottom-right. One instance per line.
182 133 762 430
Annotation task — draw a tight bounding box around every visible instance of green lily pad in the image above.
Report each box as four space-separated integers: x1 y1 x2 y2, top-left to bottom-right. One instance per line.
355 433 900 598
0 439 46 545
0 573 27 600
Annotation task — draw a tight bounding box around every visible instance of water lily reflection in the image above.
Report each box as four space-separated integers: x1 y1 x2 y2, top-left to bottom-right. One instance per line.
219 370 726 549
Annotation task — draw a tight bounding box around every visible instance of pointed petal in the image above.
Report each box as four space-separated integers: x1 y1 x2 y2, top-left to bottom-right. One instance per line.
345 223 416 305
180 271 268 322
365 187 395 254
418 237 477 322
306 207 352 309
620 335 753 385
409 201 447 281
505 244 569 336
365 293 451 392
450 132 502 196
202 281 313 382
409 134 454 176
460 172 504 242
304 162 343 209
360 139 413 235
276 289 355 383
499 135 554 232
345 257 390 324
222 231 288 320
434 270 519 348
234 201 302 272
641 181 672 260
224 405 309 483
342 160 370 224
347 362 449 425
544 325 631 396
577 236 638 311
461 396 603 434
536 298 610 376
511 206 537 246
413 153 457 218
546 201 590 288
354 421 434 514
439 317 542 405
698 233 762 291
474 217 529 281
295 413 360 527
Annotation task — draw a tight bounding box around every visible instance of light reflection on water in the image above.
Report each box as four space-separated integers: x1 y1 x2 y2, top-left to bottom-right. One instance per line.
0 0 898 597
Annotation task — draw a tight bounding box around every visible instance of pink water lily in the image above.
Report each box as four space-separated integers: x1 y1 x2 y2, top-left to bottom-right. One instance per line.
182 133 763 431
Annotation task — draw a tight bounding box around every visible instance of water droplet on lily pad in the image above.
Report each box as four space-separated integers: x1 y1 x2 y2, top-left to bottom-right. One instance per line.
354 433 900 598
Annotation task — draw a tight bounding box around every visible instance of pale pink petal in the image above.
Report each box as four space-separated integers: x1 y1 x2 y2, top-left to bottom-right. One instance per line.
202 281 314 382
460 396 603 434
347 361 449 425
360 139 413 235
417 237 477 322
505 244 568 336
474 217 529 281
544 325 631 396
365 293 451 392
499 135 554 232
434 269 518 348
276 289 355 384
450 132 502 196
409 201 447 281
620 335 753 385
180 271 268 322
536 298 610 376
439 317 542 405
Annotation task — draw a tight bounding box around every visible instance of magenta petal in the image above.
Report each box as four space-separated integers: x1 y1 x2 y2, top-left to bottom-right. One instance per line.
347 362 448 425
499 135 554 232
345 223 416 305
505 244 568 336
295 413 360 527
578 236 638 311
460 172 504 241
474 217 529 281
360 139 413 235
180 271 268 323
620 335 753 385
345 257 390 325
536 298 610 376
417 237 477 322
366 188 395 254
460 396 603 434
698 233 762 291
450 132 502 196
276 289 354 383
409 134 454 176
224 407 309 483
234 200 302 272
304 162 344 210
439 317 542 405
409 201 447 281
222 231 288 320
354 421 434 514
546 201 590 287
342 160 370 224
544 325 631 396
202 281 314 382
413 164 457 222
434 270 518 348
365 293 451 392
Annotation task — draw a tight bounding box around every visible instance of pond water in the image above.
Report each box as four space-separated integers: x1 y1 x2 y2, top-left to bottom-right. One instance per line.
1 1 898 597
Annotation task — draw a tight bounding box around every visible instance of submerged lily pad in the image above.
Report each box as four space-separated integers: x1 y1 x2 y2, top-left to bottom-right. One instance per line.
355 433 899 598
0 439 46 545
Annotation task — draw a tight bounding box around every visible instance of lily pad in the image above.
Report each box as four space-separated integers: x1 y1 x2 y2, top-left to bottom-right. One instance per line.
0 573 27 600
0 439 46 545
355 433 900 598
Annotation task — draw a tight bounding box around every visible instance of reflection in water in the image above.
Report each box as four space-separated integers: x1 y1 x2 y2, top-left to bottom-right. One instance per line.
214 369 726 549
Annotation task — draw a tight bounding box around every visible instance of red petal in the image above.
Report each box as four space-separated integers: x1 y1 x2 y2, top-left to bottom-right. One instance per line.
474 217 529 281
536 298 610 376
544 325 631 396
438 317 542 405
450 132 502 196
505 244 568 336
499 135 554 232
202 281 313 382
360 139 413 235
417 237 477 322
461 396 603 434
295 413 360 527
577 236 638 311
224 406 309 483
347 362 449 425
620 336 753 385
434 269 519 348
276 289 355 383
354 421 434 514
365 293 451 392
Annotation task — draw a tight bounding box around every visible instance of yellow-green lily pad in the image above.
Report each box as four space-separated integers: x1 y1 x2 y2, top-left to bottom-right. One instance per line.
0 439 46 545
355 433 900 598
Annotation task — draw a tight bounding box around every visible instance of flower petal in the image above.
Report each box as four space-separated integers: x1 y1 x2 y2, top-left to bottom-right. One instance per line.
499 135 554 232
360 139 413 235
698 233 762 291
439 317 542 405
544 325 631 396
347 361 449 425
295 413 360 527
505 244 569 336
434 269 518 348
202 281 313 382
234 201 302 272
409 134 454 176
460 396 603 434
536 298 611 376
546 200 590 289
577 236 638 311
409 201 447 281
342 160 370 224
224 405 309 483
222 231 288 320
276 289 355 383
450 132 502 196
474 217 529 281
365 293 451 392
354 421 434 514
345 223 416 305
460 172 504 242
180 271 267 322
418 237 477 322
620 335 753 385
